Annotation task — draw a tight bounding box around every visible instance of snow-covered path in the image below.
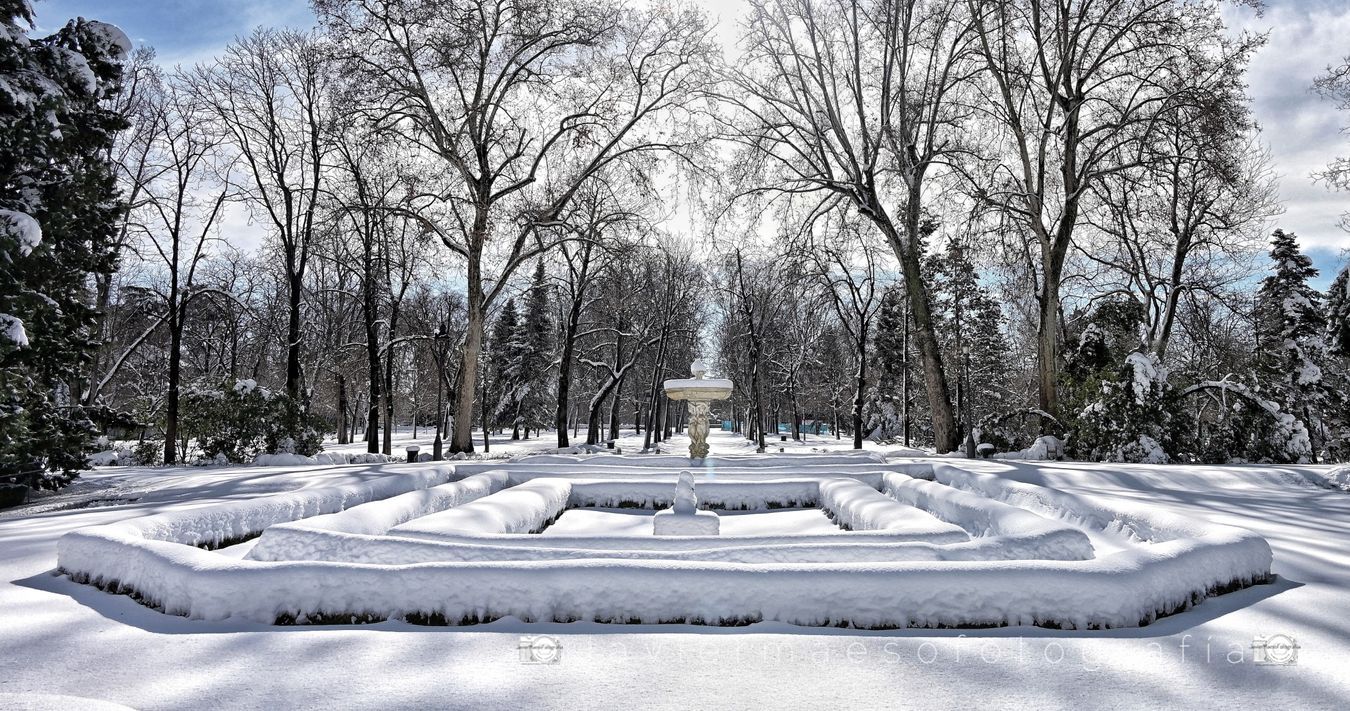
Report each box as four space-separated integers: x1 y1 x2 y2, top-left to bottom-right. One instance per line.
1 446 1347 709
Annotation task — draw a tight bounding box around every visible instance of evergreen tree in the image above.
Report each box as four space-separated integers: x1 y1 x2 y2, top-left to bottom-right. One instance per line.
1321 265 1350 459
486 299 522 433
927 239 1011 436
1 3 130 489
1254 230 1326 457
868 284 911 441
514 261 554 437
1076 352 1180 463
1326 266 1350 358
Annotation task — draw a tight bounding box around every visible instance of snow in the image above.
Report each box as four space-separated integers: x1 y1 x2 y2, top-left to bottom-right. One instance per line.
1125 352 1166 405
672 471 698 514
252 451 397 466
55 46 96 94
817 478 968 540
993 435 1065 461
1316 465 1350 492
652 508 721 535
1132 435 1168 465
544 508 841 537
0 208 42 256
662 377 734 391
0 312 29 347
388 479 572 537
85 21 133 58
2 432 1346 708
53 453 1271 631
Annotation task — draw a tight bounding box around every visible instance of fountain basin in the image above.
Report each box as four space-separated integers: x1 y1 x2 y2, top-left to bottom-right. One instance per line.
662 378 733 401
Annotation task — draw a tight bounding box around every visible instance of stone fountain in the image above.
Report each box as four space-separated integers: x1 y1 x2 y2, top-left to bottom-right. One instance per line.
663 359 732 460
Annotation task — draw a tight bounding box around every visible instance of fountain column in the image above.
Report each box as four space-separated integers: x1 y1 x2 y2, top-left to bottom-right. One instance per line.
662 360 732 461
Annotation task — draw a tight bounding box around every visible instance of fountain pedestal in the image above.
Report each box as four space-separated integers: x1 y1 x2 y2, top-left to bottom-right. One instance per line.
653 471 718 535
663 360 732 461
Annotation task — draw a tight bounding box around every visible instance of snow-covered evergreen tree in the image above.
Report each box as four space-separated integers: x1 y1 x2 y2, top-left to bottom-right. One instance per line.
1327 266 1350 358
927 239 1011 433
1254 230 1326 457
513 261 555 437
1322 265 1350 459
1 3 130 488
867 284 912 441
1076 352 1179 463
485 299 522 433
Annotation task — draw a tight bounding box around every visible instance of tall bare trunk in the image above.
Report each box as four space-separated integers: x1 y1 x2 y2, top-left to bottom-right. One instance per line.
337 374 348 444
164 301 182 465
450 213 487 453
286 271 303 400
866 190 957 452
852 328 867 450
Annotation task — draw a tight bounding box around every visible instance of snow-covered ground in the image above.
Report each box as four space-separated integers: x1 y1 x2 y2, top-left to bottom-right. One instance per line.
322 424 931 460
1 430 1347 709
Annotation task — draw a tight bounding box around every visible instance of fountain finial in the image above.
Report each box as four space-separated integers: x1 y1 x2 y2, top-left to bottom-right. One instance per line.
690 359 707 379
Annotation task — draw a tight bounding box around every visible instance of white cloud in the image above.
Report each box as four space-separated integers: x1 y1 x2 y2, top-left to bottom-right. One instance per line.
1225 1 1350 252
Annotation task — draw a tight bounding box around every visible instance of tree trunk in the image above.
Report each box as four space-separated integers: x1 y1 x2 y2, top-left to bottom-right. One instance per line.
608 373 625 442
286 271 303 400
554 305 582 447
337 374 348 444
887 191 958 452
1036 231 1071 417
902 304 911 447
383 361 395 456
587 374 625 445
853 329 867 450
164 304 182 465
451 230 486 453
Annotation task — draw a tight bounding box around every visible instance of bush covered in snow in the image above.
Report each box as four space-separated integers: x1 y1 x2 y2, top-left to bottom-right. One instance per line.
180 378 323 463
1074 353 1181 463
1177 380 1313 464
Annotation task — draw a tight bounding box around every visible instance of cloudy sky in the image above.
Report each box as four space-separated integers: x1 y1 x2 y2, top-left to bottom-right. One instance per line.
32 0 1350 285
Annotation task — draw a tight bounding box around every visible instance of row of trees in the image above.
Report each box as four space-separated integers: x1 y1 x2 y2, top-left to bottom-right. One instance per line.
4 0 1350 488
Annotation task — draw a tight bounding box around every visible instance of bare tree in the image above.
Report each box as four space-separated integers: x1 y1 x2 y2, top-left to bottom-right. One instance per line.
132 70 231 462
809 216 885 449
964 0 1260 415
719 0 974 451
549 181 640 447
316 0 715 452
192 28 335 401
1314 54 1350 232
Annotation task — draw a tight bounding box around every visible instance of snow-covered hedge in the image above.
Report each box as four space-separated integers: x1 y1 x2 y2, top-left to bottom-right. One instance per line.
389 479 572 537
60 464 458 550
57 463 1273 630
818 479 967 540
1319 466 1350 491
567 478 821 510
881 474 1093 561
60 538 1272 629
252 451 399 467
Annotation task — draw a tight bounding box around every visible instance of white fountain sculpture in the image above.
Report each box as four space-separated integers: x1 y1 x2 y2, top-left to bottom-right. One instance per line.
653 471 719 535
662 359 732 460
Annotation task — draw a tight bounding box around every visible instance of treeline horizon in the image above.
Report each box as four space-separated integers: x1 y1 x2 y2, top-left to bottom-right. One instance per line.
3 0 1350 489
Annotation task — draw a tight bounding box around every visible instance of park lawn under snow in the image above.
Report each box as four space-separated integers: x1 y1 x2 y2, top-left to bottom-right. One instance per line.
1 432 1347 710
